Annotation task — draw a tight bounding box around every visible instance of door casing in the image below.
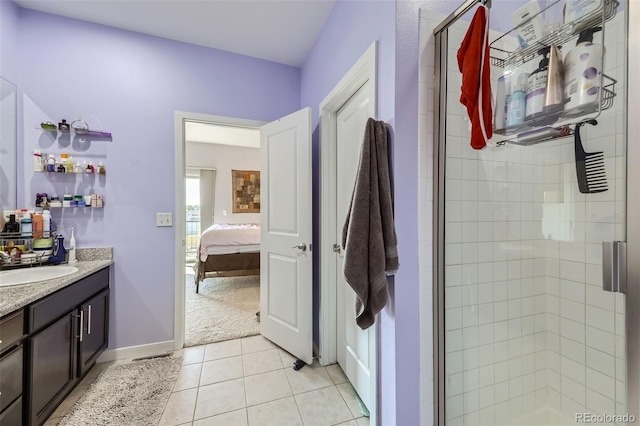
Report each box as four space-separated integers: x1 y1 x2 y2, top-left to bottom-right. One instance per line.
319 41 378 423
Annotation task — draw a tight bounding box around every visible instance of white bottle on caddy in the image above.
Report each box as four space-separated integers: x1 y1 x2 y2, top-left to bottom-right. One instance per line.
68 227 77 263
42 210 51 236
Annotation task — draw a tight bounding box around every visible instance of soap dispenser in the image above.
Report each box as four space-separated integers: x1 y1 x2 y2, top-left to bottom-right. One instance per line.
525 47 550 121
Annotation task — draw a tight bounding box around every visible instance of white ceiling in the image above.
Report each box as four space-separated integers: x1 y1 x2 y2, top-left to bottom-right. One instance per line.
13 0 336 67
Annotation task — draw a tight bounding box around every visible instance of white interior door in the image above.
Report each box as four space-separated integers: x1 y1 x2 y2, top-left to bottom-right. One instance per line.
335 81 374 410
259 107 313 365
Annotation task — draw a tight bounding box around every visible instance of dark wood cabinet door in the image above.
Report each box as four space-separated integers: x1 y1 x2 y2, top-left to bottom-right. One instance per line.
0 345 23 413
79 289 109 376
27 312 76 426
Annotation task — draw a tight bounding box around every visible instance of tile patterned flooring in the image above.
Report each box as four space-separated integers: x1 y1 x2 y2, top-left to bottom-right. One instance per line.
45 335 370 426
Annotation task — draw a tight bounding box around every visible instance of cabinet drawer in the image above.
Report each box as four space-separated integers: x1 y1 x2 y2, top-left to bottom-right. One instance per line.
0 310 24 354
0 345 23 413
0 395 22 426
28 267 109 333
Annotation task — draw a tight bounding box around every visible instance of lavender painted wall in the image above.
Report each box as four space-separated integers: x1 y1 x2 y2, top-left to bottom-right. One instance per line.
14 7 300 350
0 0 19 81
300 1 401 424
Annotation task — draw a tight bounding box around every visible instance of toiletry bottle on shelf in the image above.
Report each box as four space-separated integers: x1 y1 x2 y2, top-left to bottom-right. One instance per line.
66 155 74 174
98 161 106 175
20 210 32 239
2 214 20 234
74 161 82 173
82 160 89 174
57 155 66 172
87 161 95 174
525 47 550 121
506 73 527 128
544 44 564 117
512 0 544 49
564 27 604 115
564 0 600 24
33 213 43 239
42 210 51 237
68 227 77 263
494 75 507 131
33 149 43 172
58 119 70 132
47 154 56 172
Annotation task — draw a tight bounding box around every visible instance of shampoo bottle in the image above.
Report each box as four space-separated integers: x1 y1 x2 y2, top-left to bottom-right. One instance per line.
564 27 604 114
68 227 77 263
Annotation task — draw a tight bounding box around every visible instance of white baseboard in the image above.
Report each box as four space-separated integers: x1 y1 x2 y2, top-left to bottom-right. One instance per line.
96 340 175 363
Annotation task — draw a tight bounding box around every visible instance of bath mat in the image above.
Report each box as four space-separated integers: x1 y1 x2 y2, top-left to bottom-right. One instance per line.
185 272 260 347
59 356 182 426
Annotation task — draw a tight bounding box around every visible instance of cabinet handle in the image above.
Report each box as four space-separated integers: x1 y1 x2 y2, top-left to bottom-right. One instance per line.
87 304 92 335
79 309 84 342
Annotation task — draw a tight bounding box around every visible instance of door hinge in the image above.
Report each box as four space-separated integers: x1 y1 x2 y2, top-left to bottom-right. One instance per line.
603 241 627 293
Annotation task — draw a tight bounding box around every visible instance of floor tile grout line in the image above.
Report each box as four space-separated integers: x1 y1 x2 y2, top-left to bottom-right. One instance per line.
335 381 362 421
291 382 337 397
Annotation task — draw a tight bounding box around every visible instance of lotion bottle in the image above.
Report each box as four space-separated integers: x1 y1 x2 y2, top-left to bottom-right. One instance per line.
68 227 77 263
564 27 604 114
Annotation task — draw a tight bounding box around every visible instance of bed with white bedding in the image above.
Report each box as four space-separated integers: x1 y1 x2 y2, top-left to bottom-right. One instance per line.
193 223 260 293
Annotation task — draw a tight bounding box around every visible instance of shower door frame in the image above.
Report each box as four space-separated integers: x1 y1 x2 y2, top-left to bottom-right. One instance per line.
431 0 640 424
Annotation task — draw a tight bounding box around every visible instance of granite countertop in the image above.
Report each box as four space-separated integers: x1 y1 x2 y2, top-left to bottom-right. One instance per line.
0 247 113 317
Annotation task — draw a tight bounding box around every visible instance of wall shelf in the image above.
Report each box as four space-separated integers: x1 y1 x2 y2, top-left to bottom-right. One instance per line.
37 124 112 141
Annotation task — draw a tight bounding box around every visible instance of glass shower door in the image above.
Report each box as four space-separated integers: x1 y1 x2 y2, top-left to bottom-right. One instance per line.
436 3 628 424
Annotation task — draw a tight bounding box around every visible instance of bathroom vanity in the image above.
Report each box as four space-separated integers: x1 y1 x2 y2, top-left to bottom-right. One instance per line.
0 259 112 425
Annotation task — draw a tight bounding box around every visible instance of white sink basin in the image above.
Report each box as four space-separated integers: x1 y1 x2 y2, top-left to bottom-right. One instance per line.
0 266 79 287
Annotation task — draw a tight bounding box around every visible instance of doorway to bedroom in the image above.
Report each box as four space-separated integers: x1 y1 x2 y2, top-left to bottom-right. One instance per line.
183 118 264 348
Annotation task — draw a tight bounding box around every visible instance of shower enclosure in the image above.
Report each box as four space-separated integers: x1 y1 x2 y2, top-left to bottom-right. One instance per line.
423 0 638 424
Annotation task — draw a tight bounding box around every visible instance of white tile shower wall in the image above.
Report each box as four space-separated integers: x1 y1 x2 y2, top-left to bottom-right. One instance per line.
541 11 627 423
418 8 627 426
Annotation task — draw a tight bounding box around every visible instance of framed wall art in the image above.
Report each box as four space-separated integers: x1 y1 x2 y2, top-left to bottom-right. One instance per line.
232 169 260 213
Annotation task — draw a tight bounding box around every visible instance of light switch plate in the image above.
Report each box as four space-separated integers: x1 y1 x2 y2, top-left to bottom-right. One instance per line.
156 212 173 227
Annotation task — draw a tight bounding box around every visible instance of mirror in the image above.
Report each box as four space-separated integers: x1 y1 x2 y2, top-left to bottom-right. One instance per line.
0 77 17 213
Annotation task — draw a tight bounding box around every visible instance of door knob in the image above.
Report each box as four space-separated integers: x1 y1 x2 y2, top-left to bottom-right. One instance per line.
333 244 342 254
291 243 307 251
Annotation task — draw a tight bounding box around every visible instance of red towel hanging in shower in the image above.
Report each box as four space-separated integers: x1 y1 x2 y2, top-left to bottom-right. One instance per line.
457 5 493 150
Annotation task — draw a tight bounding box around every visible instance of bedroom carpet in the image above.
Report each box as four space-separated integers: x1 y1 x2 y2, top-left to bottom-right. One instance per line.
58 356 182 426
184 271 260 347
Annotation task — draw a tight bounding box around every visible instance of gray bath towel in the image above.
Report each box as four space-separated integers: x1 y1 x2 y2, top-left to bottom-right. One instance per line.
342 118 399 330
